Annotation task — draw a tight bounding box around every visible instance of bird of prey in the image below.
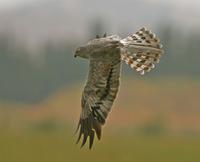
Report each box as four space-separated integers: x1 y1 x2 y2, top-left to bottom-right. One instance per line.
74 27 164 149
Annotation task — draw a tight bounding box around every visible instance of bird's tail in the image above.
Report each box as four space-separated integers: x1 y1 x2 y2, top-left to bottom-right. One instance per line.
120 27 164 75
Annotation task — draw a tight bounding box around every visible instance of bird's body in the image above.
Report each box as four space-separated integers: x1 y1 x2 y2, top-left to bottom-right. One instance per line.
75 27 164 149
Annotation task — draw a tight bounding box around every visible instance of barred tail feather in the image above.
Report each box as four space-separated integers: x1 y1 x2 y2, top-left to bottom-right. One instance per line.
121 27 164 75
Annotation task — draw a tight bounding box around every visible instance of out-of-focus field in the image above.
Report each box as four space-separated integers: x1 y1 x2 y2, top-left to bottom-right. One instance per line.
0 78 200 162
1 131 200 162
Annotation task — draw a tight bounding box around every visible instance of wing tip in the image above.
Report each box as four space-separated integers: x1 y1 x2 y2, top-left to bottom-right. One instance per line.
75 114 102 149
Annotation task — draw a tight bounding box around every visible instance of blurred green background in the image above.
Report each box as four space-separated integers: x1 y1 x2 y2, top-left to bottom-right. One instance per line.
0 0 200 162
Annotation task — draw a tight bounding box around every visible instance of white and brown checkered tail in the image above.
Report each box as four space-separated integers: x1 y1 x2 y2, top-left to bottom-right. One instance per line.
120 27 164 75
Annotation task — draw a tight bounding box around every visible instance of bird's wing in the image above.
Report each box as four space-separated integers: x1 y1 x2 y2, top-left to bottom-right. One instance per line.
76 53 121 149
120 27 164 75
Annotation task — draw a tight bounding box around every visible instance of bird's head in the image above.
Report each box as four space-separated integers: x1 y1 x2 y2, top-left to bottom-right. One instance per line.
74 33 108 59
74 46 90 59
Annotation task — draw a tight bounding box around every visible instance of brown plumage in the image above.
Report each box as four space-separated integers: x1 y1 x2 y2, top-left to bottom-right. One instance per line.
74 27 164 149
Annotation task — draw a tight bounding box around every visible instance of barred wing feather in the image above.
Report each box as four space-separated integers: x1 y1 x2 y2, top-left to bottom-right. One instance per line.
76 55 121 149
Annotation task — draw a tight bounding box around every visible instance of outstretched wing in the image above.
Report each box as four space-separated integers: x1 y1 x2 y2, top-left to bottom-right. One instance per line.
76 52 121 149
121 27 164 75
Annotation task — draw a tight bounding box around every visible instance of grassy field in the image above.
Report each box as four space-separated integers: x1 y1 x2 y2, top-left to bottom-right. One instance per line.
1 130 200 162
0 78 200 162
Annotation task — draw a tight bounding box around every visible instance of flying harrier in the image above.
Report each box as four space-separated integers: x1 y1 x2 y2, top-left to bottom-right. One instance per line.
74 27 164 149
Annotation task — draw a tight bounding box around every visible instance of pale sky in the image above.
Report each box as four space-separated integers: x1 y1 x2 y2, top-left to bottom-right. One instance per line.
0 0 200 9
0 0 36 9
